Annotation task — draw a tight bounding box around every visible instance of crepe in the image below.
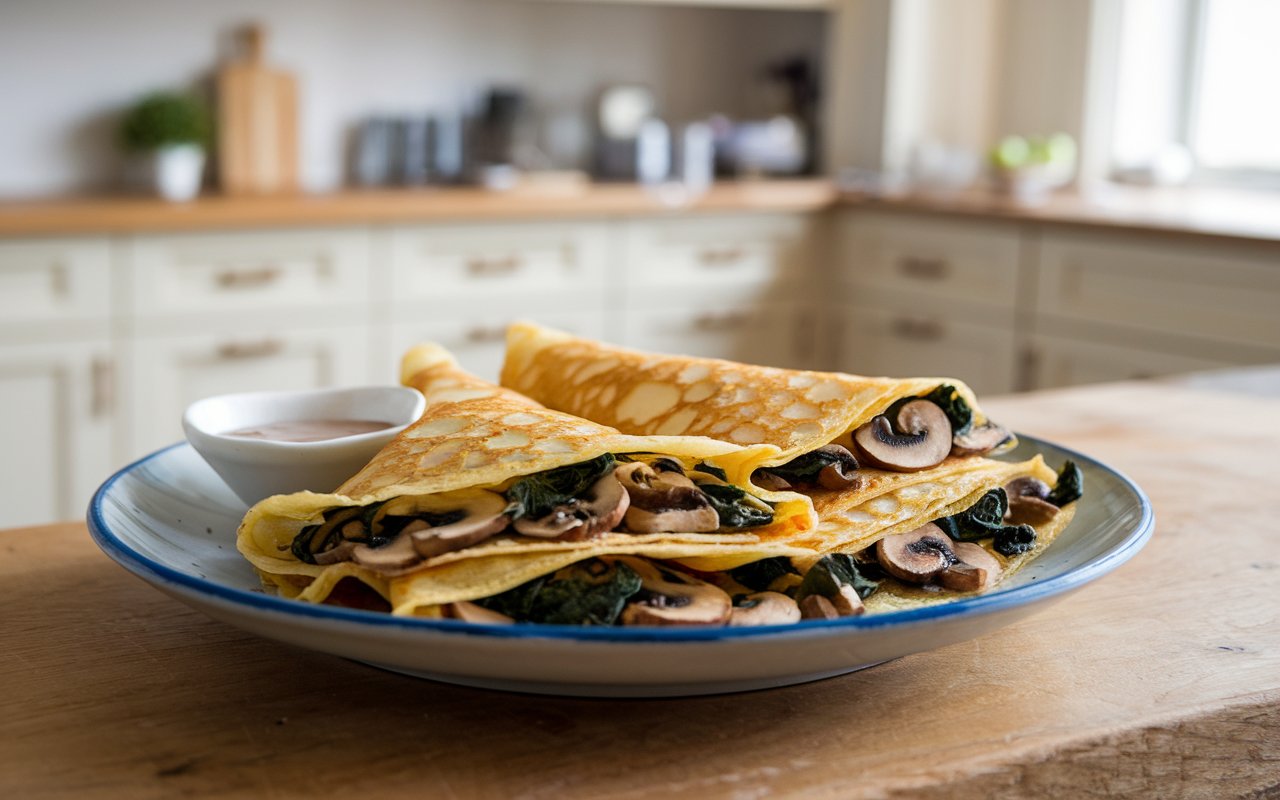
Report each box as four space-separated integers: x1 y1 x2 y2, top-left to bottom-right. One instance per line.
236 344 816 617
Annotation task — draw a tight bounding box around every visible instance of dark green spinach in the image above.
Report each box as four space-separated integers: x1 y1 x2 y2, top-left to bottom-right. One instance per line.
728 556 799 592
1047 460 1083 507
936 488 1009 542
794 553 881 603
478 559 642 625
994 524 1037 556
760 449 852 484
505 453 616 520
694 462 728 481
922 384 974 435
698 483 775 529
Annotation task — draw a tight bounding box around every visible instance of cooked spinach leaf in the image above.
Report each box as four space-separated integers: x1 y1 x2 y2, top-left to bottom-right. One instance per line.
698 483 775 529
694 462 727 481
505 453 616 520
762 449 847 483
729 556 799 592
994 524 1037 556
794 553 881 603
478 559 642 625
939 488 1009 542
1047 460 1083 507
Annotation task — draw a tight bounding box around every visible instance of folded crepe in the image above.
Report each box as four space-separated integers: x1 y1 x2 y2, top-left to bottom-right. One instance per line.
236 344 818 619
502 322 1057 551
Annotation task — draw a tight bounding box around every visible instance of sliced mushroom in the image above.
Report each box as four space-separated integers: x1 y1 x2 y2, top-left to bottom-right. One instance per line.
799 594 839 620
853 399 953 472
751 470 793 492
874 522 959 583
313 539 358 565
351 532 421 571
513 472 630 541
1005 476 1052 500
938 541 1003 592
447 601 514 624
1005 495 1060 526
615 461 719 533
411 492 512 556
617 558 732 626
952 421 1015 456
729 592 801 626
814 444 861 490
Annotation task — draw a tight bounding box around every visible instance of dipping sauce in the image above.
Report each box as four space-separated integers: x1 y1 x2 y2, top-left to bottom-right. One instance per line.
224 419 397 443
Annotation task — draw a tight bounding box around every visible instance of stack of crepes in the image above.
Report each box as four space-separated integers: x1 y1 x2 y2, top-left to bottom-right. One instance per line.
499 322 1079 612
237 344 818 619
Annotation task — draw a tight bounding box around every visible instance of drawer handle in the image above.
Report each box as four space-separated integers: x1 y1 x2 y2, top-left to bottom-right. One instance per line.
897 256 949 280
90 356 115 418
215 266 283 289
697 247 747 267
890 318 945 341
464 326 507 344
466 255 523 276
215 339 285 360
692 311 751 331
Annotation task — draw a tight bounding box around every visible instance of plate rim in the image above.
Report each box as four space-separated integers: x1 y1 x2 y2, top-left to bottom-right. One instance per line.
87 436 1155 644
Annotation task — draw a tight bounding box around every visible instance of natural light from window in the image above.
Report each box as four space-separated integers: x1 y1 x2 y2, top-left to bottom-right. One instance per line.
1192 0 1280 171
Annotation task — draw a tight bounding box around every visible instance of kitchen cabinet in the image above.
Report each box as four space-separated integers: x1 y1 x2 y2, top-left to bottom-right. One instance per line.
1026 335 1233 389
0 340 115 527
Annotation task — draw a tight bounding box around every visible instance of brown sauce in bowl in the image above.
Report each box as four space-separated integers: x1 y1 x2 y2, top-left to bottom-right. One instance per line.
224 419 396 443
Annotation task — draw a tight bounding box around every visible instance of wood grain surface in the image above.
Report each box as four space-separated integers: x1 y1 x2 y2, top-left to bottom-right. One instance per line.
3 381 1279 799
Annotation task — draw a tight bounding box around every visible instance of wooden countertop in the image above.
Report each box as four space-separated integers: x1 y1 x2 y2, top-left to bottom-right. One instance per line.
2 179 1278 246
0 180 838 236
4 376 1279 798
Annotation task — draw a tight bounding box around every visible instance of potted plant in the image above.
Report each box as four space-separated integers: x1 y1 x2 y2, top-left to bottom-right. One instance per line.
990 133 1076 206
120 92 210 202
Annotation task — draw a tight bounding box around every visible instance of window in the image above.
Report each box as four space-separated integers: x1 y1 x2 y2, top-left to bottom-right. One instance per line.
1111 0 1280 186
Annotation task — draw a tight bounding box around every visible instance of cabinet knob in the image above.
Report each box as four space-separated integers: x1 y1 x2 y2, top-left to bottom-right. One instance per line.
697 246 747 266
215 266 283 289
466 255 523 276
464 326 507 344
897 256 949 280
215 339 285 360
890 317 945 341
90 356 115 418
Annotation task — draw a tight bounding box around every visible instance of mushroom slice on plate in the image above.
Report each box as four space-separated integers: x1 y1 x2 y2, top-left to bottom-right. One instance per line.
410 492 512 557
798 594 840 620
448 601 514 624
952 421 1015 456
615 461 719 533
937 541 1003 592
853 399 953 472
874 522 959 583
814 444 862 490
1005 495 1060 526
729 592 801 626
513 472 630 541
617 558 732 626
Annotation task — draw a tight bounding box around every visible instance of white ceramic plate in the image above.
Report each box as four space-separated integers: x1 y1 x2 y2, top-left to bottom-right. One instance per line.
88 437 1153 698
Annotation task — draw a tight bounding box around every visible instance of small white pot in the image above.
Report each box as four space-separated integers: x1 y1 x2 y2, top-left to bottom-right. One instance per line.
154 144 205 202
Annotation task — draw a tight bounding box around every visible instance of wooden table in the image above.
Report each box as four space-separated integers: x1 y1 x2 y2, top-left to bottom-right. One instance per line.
4 377 1279 799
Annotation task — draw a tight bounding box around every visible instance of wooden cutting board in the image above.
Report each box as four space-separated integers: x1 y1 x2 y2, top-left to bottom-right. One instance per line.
216 24 299 195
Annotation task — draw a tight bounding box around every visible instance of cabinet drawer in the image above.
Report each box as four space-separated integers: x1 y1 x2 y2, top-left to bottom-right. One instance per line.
835 304 1017 395
1028 335 1235 390
388 222 608 302
838 212 1021 309
1037 232 1280 348
125 325 370 457
392 310 607 384
622 302 804 370
126 229 370 317
622 214 812 294
0 239 111 332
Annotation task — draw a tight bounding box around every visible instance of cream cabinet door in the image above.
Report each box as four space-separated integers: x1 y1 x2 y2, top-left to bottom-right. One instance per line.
0 341 115 526
0 238 112 338
622 302 806 370
391 310 608 384
835 306 1018 395
126 326 369 457
1027 335 1240 390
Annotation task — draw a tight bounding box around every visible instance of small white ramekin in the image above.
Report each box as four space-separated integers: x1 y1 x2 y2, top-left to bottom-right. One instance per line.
182 386 425 506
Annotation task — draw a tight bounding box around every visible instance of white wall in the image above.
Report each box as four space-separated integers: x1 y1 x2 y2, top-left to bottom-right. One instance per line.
0 0 825 196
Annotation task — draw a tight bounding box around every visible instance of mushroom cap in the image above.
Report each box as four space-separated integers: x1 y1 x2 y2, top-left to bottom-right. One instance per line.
1005 476 1051 500
798 594 839 620
853 400 953 472
412 492 512 556
617 558 732 626
874 522 958 583
1005 495 1060 526
616 461 719 533
512 472 630 540
728 592 801 626
952 421 1015 456
448 601 514 624
351 533 421 571
815 444 861 490
938 541 1003 592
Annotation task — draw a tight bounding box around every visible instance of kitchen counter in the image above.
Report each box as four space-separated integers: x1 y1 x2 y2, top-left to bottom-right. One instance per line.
3 180 1279 246
4 372 1279 798
0 179 837 236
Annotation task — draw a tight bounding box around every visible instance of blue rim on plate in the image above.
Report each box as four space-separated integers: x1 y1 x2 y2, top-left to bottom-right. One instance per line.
87 439 1154 643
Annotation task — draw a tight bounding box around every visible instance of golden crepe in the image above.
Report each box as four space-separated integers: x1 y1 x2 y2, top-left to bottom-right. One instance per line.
236 344 818 619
